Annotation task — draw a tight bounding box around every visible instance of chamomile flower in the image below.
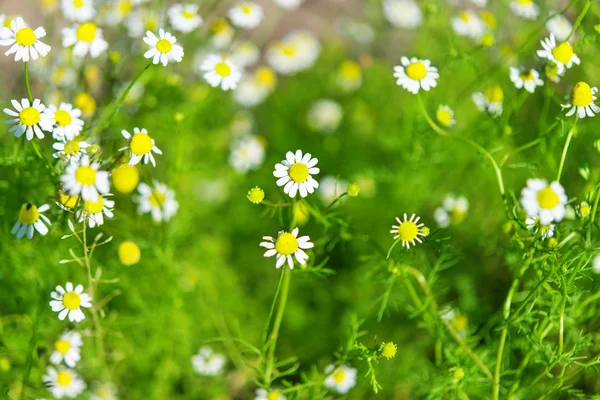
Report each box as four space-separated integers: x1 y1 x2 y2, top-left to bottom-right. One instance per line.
49 282 92 322
61 0 96 22
89 382 118 400
44 103 84 140
229 135 266 173
472 85 503 116
62 22 108 58
546 13 572 42
536 34 580 74
390 213 426 248
436 105 456 127
228 1 263 29
77 194 115 228
104 0 138 25
200 54 242 91
60 155 110 201
210 18 235 49
135 181 179 222
562 82 599 119
0 17 51 62
336 60 362 92
11 203 51 239
56 191 80 211
4 98 53 140
274 150 320 198
260 227 314 269
233 77 270 107
434 194 469 228
382 0 423 29
577 201 591 218
143 29 184 66
526 217 555 239
168 3 203 33
452 11 485 39
274 0 303 10
324 365 357 394
231 41 260 68
42 366 86 399
520 179 567 225
510 0 539 20
307 99 343 133
255 389 286 400
266 30 320 75
191 347 226 376
50 331 82 368
338 17 375 45
510 67 544 93
52 137 90 161
120 127 162 167
393 57 438 94
74 92 96 118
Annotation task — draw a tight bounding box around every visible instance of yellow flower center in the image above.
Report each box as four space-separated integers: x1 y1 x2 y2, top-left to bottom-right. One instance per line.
340 61 361 79
485 86 504 103
281 44 296 57
247 187 265 204
398 221 419 242
580 204 591 217
119 241 141 265
570 81 593 107
382 342 397 359
15 27 36 46
551 42 574 65
19 204 40 224
118 0 132 14
519 70 534 81
294 202 310 225
73 0 83 8
75 92 96 114
54 110 72 127
57 371 72 387
275 232 299 255
76 22 97 43
156 38 172 53
436 109 453 127
459 11 471 22
112 165 139 193
182 10 195 19
333 370 345 384
241 4 252 14
19 107 41 127
54 339 71 355
3 18 13 29
267 391 281 400
130 133 153 155
451 208 467 224
75 166 97 185
481 11 497 29
83 197 104 214
150 191 166 207
517 0 532 4
63 141 81 156
453 314 468 331
405 62 427 81
212 19 228 34
215 61 231 77
537 187 559 209
288 163 309 183
145 17 158 31
481 33 495 47
256 67 276 87
62 292 81 310
59 192 79 209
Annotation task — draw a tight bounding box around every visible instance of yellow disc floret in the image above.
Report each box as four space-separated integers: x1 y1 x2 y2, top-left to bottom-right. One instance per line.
83 197 104 214
288 163 309 183
59 192 79 209
382 342 397 359
75 92 96 116
19 107 41 127
537 187 559 209
112 165 139 194
397 221 419 242
75 166 96 185
405 62 427 81
436 108 453 127
551 42 573 65
57 371 72 387
570 82 593 107
247 187 265 204
215 61 231 77
19 204 40 224
339 60 361 79
76 22 97 43
485 86 504 103
130 133 153 155
63 141 81 156
156 38 172 53
118 241 141 266
15 27 36 46
62 292 81 310
275 232 299 255
55 339 71 355
55 110 72 126
333 369 345 384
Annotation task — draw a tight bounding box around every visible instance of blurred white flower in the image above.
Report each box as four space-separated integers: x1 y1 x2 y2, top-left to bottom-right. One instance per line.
324 364 357 394
382 0 422 29
229 135 265 173
168 3 203 33
307 99 343 133
43 366 86 399
191 347 226 376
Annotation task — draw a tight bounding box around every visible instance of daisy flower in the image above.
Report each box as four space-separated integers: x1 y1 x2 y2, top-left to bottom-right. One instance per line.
393 57 439 94
44 102 84 140
472 85 503 116
233 78 270 107
77 194 115 228
50 331 82 368
191 347 226 376
49 282 92 322
324 365 357 394
168 4 203 33
12 203 51 240
143 29 184 66
231 41 260 68
510 67 544 93
260 227 314 269
104 0 137 25
390 213 426 248
135 181 179 222
62 22 108 58
200 54 242 91
42 366 86 399
451 11 485 39
510 0 539 20
111 164 139 194
536 34 580 74
336 60 362 92
274 150 320 198
577 201 591 219
436 105 456 127
52 137 90 161
274 0 303 10
228 1 263 29
434 194 469 228
546 13 572 42
4 98 54 140
61 0 96 22
382 0 423 29
210 18 235 49
229 135 265 173
0 17 51 62
520 179 567 225
120 127 162 167
57 191 80 211
562 82 599 119
266 30 320 75
255 389 286 400
526 217 555 240
307 99 343 133
60 155 110 202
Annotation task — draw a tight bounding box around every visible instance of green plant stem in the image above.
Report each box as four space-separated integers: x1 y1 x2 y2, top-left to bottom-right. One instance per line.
566 0 592 42
19 293 40 400
24 62 32 102
261 268 285 346
557 120 577 182
586 187 600 245
264 266 291 384
558 275 567 356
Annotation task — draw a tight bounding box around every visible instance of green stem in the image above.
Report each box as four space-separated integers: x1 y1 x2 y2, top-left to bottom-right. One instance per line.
19 293 40 400
586 188 600 245
558 275 567 356
24 62 32 102
557 120 577 182
264 266 291 384
565 0 592 42
261 269 285 347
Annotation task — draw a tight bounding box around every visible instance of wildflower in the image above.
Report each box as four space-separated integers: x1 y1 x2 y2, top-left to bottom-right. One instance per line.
143 29 184 66
260 227 314 269
42 366 86 399
526 217 555 239
168 3 203 33
472 85 503 116
12 203 51 239
231 41 260 68
52 137 90 161
233 67 277 107
255 389 286 400
135 181 179 222
347 183 360 197
274 0 303 10
77 194 115 228
562 82 599 119
381 342 397 359
62 22 108 58
339 17 375 44
509 67 544 93
266 30 320 75
451 367 465 383
228 1 263 29
200 54 242 91
307 99 343 133
4 98 54 140
436 105 456 127
451 11 485 39
319 176 348 205
510 0 539 20
89 382 118 400
390 213 426 248
577 201 591 218
191 347 226 376
393 57 438 94
546 13 572 42
61 0 96 22
104 0 136 25
229 135 266 173
480 10 497 30
247 187 265 204
210 18 235 49
0 17 51 62
274 150 320 198
593 254 600 274
324 364 357 394
74 92 96 117
49 282 92 322
50 331 82 368
537 34 580 74
434 194 469 227
44 102 84 140
118 241 141 266
112 164 139 194
61 155 110 202
521 179 567 225
120 127 162 167
57 191 79 211
336 60 362 92
382 0 423 29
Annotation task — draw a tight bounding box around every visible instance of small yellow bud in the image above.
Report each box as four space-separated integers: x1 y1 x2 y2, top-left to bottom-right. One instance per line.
381 342 397 359
247 187 265 204
112 165 139 194
118 241 141 266
547 238 558 248
578 202 591 218
482 33 495 47
346 183 360 197
109 51 121 63
174 112 184 122
294 202 310 225
451 367 465 382
74 92 96 117
0 358 11 372
421 226 430 237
